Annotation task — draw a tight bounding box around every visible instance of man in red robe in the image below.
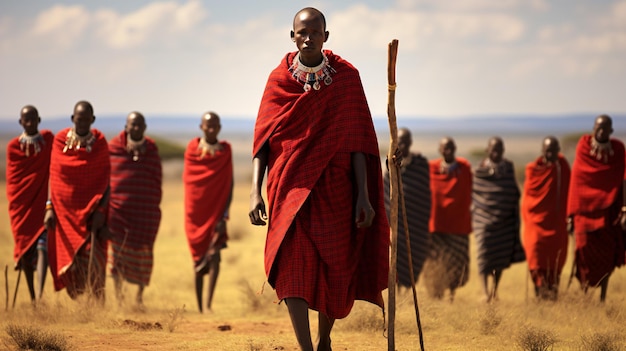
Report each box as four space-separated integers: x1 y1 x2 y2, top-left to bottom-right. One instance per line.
6 105 53 303
426 136 473 301
248 7 389 351
108 112 162 307
45 100 110 301
567 114 625 302
183 111 232 313
522 136 571 300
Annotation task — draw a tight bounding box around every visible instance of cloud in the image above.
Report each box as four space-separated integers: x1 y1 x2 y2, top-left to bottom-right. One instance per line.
31 5 90 51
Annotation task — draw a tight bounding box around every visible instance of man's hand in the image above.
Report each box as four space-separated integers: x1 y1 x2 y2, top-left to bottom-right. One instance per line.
355 195 375 229
91 210 106 234
620 211 626 231
567 215 574 235
249 193 268 226
215 219 226 234
44 209 56 231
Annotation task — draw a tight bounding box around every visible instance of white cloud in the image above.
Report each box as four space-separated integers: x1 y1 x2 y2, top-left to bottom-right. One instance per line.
31 5 90 51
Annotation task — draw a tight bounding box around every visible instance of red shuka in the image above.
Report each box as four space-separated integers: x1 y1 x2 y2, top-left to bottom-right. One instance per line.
522 155 571 273
6 130 54 263
183 139 233 263
567 134 625 285
108 131 162 285
428 158 473 234
253 51 389 318
48 128 110 291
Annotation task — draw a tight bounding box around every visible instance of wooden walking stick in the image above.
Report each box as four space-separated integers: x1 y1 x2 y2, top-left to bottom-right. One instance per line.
386 38 399 351
12 268 22 309
4 265 8 311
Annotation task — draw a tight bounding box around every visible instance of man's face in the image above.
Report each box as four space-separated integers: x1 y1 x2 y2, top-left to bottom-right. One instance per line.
439 140 456 163
292 12 327 64
397 130 412 158
201 115 221 142
593 119 613 143
72 105 94 136
487 140 504 163
542 139 560 163
126 114 146 141
19 108 40 136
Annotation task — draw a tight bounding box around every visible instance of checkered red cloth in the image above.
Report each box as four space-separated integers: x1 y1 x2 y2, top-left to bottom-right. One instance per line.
183 139 233 263
428 158 473 235
108 131 162 286
567 135 625 285
254 50 389 318
48 128 110 292
522 155 570 280
6 130 53 264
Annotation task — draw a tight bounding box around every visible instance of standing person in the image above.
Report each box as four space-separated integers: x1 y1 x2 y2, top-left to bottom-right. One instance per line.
426 137 473 301
567 114 625 302
248 7 389 351
384 127 431 288
521 136 570 300
45 100 110 301
473 136 525 302
183 111 233 313
6 105 53 303
108 112 162 307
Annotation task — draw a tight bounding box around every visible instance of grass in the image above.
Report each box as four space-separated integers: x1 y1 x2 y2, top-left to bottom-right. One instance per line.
2 173 626 349
4 323 73 351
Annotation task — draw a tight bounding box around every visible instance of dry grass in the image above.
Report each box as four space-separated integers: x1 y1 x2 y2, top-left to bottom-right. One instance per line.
2 176 626 350
4 323 73 351
517 325 557 351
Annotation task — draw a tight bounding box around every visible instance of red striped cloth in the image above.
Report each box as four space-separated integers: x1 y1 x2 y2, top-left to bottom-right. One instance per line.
567 135 625 286
48 128 110 292
108 131 162 286
254 50 389 318
6 130 53 264
428 158 473 235
183 139 232 263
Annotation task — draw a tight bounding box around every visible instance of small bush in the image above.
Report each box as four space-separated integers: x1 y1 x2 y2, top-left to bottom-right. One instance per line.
579 332 622 351
517 325 556 351
5 323 72 351
165 305 186 333
479 306 502 335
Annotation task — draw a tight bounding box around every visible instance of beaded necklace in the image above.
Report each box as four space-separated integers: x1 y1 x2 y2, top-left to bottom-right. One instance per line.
590 137 613 163
198 137 223 159
63 128 96 153
289 52 336 91
126 134 146 161
18 132 45 157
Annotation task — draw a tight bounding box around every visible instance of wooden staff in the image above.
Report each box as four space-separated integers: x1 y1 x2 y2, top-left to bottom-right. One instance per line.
12 268 22 309
386 38 399 351
4 265 8 311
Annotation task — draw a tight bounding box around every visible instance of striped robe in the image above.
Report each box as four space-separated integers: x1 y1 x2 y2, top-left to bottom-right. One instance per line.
473 159 525 275
384 153 431 287
108 131 162 286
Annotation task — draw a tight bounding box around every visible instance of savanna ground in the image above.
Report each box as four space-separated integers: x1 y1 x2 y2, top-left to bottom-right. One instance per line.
1 132 626 351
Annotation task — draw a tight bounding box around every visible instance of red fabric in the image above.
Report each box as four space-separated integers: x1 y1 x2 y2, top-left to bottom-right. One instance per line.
567 135 625 230
254 51 389 318
521 155 571 279
108 131 162 285
48 128 110 292
6 130 53 263
183 139 232 263
428 158 473 234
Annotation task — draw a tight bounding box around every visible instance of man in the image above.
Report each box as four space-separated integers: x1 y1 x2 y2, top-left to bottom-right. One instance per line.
183 111 232 313
521 136 570 300
567 114 625 302
473 137 525 302
6 105 53 303
248 8 389 351
108 112 162 307
426 137 472 301
384 127 431 288
45 100 110 301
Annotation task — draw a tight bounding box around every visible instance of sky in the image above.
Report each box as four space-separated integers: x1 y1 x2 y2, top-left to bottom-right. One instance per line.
1 0 625 121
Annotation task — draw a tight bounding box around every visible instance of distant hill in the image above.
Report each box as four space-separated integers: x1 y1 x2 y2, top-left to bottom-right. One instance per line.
1 113 624 140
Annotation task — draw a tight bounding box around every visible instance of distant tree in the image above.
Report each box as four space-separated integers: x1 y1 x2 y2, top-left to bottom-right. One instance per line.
151 136 186 160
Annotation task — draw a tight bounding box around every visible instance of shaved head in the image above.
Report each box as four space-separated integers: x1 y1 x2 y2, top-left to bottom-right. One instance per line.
293 7 326 30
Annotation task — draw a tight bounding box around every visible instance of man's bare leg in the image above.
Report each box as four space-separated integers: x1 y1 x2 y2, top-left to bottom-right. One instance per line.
285 297 313 351
36 249 48 301
206 255 220 312
316 313 334 351
479 273 491 302
136 284 145 306
599 276 609 302
492 270 503 301
113 274 124 305
194 272 204 313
